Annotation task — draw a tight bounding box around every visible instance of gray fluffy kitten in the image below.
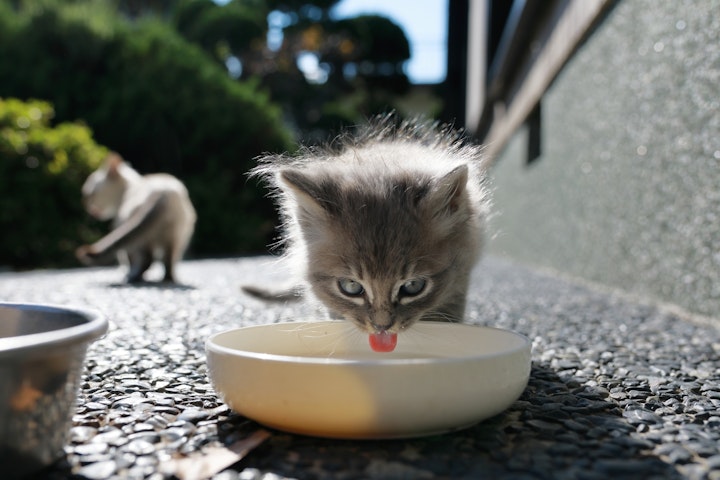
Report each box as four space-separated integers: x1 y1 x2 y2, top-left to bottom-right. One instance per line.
248 117 491 338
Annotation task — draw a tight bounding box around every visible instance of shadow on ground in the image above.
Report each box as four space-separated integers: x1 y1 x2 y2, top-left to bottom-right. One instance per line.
219 364 679 479
105 281 196 291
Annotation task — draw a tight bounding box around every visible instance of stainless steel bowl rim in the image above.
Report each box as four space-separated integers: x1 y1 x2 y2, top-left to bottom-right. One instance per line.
0 302 108 357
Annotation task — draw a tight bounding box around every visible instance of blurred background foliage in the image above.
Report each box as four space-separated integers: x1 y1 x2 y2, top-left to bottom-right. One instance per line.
0 98 107 268
0 0 436 270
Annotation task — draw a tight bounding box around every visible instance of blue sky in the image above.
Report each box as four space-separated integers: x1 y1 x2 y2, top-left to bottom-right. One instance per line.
215 0 448 84
331 0 448 84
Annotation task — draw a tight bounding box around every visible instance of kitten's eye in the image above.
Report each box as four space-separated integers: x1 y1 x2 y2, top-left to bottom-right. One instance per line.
338 278 364 296
399 278 426 297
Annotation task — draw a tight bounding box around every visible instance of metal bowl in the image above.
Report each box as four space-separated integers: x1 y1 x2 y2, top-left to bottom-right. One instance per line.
0 302 108 479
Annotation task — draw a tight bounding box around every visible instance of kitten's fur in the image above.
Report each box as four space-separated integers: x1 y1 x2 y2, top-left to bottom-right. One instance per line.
249 117 490 334
76 153 196 283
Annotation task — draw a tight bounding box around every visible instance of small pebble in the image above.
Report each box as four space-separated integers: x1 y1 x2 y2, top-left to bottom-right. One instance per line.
76 460 117 480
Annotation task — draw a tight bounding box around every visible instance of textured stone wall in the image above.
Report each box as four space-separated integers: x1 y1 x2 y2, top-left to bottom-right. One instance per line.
487 0 720 318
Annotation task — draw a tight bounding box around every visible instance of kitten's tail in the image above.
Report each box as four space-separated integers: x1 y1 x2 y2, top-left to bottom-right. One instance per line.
76 191 168 265
241 284 303 302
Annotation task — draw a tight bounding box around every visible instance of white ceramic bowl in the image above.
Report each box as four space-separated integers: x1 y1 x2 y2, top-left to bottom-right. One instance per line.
206 321 531 439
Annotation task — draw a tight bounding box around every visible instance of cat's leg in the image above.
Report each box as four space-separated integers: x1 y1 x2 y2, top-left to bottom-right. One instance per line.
431 270 473 322
422 278 470 322
160 247 176 283
125 248 154 283
161 223 193 283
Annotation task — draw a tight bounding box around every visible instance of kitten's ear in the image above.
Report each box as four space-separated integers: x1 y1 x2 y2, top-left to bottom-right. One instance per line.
428 165 469 216
105 152 124 179
278 169 329 217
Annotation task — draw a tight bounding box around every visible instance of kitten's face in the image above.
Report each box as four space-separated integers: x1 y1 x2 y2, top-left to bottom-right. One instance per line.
281 166 472 334
81 164 125 220
307 231 458 334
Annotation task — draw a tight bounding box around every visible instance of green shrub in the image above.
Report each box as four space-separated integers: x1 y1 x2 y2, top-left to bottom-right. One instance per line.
0 1 294 261
174 0 265 64
0 97 108 269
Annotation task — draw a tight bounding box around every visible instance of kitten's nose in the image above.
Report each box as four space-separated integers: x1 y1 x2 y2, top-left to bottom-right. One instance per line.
369 312 394 332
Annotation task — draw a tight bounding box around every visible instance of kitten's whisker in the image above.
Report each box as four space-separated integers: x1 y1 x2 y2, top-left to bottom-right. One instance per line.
404 322 468 351
280 320 341 336
318 332 345 357
278 321 358 357
420 309 460 322
317 323 359 357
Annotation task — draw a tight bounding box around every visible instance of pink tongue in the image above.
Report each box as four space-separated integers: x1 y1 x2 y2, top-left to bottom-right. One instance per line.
368 332 398 352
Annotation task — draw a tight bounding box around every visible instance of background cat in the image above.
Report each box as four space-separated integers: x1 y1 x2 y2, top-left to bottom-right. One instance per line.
76 153 196 283
249 116 491 346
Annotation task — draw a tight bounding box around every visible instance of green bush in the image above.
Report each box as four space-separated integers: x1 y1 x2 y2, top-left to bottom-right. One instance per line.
0 97 108 269
0 1 294 261
174 0 265 64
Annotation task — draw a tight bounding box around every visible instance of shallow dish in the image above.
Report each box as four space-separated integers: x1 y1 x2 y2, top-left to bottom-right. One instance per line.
206 321 531 439
0 302 108 479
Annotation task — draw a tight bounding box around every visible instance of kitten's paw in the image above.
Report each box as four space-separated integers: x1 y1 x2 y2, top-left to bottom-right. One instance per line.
75 245 100 265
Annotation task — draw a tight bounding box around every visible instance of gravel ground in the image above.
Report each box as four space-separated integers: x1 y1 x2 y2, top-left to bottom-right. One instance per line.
1 256 719 480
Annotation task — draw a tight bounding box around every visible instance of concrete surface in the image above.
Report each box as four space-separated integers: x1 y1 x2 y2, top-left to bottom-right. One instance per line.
487 0 720 319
